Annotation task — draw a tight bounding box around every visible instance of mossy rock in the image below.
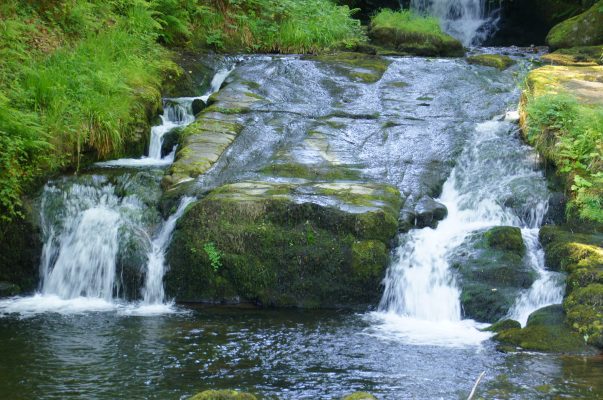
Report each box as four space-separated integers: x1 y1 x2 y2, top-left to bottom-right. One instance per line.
485 319 521 333
539 225 603 273
541 45 603 66
494 305 591 353
450 227 535 322
188 390 256 400
166 180 401 308
564 283 603 348
546 2 603 50
368 26 464 58
484 226 526 255
466 54 516 70
0 215 41 294
342 392 378 400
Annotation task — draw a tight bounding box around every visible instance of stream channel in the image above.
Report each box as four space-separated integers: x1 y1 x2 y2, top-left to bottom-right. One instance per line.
1 51 602 399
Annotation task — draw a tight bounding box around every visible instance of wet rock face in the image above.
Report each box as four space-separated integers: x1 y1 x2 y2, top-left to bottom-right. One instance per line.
413 196 447 228
166 181 402 308
450 226 534 322
493 305 592 353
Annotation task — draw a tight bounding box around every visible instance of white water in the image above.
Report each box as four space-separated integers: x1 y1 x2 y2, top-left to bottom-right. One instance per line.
97 66 235 168
370 117 561 347
142 196 195 304
410 0 499 46
508 229 565 326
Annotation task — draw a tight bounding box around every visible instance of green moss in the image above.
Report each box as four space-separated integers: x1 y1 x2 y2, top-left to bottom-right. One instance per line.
309 52 391 83
342 393 377 400
542 46 603 66
260 162 361 181
494 305 590 353
485 319 521 333
369 10 464 57
539 225 603 273
564 284 603 348
546 2 603 50
484 226 526 255
188 390 257 400
467 54 516 70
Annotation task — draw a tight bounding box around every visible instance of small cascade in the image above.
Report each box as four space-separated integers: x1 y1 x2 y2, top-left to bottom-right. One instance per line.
507 229 565 326
38 180 143 300
373 117 557 346
410 0 500 46
142 196 195 305
97 65 235 168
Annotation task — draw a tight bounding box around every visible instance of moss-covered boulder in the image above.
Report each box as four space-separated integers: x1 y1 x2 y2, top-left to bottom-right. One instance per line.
450 226 533 322
368 10 464 57
539 225 603 348
485 319 522 333
166 180 402 308
342 393 378 400
467 54 516 70
546 2 603 50
188 390 256 400
541 45 603 66
493 305 592 353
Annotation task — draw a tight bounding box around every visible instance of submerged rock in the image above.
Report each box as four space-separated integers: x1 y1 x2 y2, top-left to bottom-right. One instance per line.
307 52 391 83
450 226 534 322
546 2 603 50
188 390 256 400
166 180 402 308
467 54 516 70
493 305 592 353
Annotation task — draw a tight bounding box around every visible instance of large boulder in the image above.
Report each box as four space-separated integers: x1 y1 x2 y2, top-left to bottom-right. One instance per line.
450 226 534 322
547 1 603 50
493 305 592 353
166 180 402 308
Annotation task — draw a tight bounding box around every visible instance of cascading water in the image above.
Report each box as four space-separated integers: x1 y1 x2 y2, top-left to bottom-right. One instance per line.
410 0 500 46
372 116 562 346
142 196 195 305
98 65 235 168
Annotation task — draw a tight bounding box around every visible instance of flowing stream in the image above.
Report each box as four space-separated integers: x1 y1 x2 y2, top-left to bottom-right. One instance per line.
0 52 599 399
411 0 500 45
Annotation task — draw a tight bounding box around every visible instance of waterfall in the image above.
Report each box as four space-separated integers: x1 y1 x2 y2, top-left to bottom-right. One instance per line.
142 196 195 305
372 117 558 346
410 0 500 46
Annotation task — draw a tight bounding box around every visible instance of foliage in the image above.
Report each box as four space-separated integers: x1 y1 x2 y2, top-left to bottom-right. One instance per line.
0 0 364 221
525 93 603 223
203 242 222 272
370 9 442 36
192 0 366 53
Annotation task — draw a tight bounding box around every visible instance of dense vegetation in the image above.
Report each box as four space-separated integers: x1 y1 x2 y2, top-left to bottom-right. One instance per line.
0 0 364 222
525 93 603 224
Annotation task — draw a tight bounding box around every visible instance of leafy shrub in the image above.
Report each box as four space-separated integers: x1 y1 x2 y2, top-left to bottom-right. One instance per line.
526 94 603 223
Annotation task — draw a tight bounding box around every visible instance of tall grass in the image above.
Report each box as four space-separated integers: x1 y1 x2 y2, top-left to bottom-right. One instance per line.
526 94 603 223
370 9 443 36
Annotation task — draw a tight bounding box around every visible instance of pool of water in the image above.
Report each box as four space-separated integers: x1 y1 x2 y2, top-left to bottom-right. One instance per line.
0 306 601 399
